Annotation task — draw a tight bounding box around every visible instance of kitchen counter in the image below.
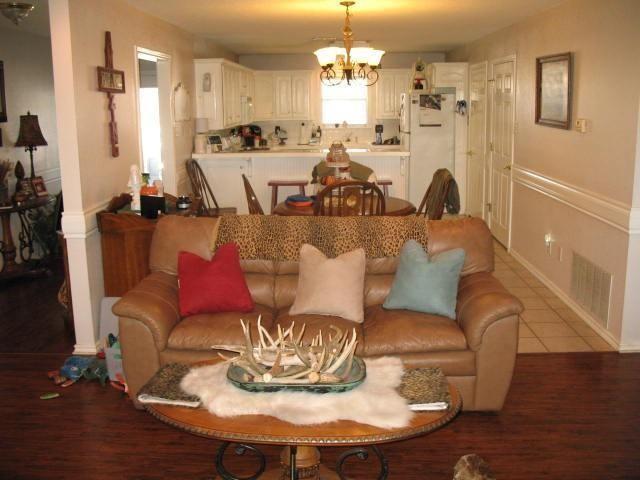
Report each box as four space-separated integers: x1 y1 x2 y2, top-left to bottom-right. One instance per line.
192 145 409 159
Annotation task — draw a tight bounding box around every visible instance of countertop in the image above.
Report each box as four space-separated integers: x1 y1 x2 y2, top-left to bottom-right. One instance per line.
193 144 409 159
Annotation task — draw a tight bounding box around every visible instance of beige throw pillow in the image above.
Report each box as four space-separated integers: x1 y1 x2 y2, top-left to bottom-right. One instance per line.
289 244 366 323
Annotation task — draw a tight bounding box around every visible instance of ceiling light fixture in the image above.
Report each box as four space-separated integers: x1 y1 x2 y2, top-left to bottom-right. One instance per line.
0 2 34 25
314 1 385 87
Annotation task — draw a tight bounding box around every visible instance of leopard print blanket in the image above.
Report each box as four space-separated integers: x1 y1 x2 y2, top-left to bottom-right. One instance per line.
215 215 429 261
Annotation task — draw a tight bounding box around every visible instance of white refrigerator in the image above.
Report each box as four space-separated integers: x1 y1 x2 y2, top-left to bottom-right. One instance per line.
400 91 456 208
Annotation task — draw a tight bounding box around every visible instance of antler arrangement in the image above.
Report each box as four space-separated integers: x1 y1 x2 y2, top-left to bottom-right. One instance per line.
212 317 359 385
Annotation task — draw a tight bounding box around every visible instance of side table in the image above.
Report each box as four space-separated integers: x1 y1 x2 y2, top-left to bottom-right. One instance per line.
0 197 50 282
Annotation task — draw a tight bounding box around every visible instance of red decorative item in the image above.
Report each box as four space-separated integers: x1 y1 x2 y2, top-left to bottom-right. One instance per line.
177 243 254 316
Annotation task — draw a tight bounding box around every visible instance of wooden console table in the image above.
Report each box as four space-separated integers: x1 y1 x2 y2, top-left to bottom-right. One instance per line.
0 197 50 282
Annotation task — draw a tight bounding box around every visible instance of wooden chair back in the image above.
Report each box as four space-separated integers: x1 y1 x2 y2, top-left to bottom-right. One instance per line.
242 174 265 215
416 168 454 219
314 180 386 216
186 159 220 215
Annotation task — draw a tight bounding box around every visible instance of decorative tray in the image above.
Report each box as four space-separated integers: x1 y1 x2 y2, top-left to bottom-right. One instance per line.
227 356 366 394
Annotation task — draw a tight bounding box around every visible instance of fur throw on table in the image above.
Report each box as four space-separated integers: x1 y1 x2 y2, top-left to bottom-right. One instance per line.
181 356 414 429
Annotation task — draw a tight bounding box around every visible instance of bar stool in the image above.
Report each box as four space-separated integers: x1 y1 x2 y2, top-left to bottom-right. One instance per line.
377 179 392 197
268 180 309 213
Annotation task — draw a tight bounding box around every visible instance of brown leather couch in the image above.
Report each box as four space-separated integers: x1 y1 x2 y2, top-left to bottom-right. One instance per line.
113 215 523 411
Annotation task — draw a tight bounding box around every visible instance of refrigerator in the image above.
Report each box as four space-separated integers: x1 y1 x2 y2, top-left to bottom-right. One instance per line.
400 91 456 208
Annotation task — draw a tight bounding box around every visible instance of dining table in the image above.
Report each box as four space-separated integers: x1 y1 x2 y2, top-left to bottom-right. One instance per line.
273 196 416 216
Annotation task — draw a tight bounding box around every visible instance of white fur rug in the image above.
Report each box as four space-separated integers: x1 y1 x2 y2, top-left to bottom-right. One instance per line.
181 356 414 429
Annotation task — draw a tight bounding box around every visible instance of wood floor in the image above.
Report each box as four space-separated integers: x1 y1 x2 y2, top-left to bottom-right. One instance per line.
1 262 639 479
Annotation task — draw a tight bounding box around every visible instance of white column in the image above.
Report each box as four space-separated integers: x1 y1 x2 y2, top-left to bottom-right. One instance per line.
49 0 103 354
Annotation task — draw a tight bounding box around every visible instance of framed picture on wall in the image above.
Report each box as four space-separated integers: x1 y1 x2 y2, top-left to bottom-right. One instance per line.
0 61 7 123
97 66 126 94
535 52 572 129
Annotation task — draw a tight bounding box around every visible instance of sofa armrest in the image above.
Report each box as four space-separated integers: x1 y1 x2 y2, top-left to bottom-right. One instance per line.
112 271 180 350
456 272 524 351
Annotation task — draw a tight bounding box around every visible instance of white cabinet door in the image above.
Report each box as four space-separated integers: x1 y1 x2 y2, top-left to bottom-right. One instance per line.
376 72 397 119
393 72 410 117
275 74 292 119
291 72 310 119
222 65 234 127
254 72 274 121
231 68 242 125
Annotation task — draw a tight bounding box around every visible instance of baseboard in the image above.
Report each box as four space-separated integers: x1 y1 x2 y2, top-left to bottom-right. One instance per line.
508 249 622 352
73 343 98 355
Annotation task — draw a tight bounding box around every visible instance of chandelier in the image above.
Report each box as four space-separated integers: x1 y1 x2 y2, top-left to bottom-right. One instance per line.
314 1 385 87
0 2 34 25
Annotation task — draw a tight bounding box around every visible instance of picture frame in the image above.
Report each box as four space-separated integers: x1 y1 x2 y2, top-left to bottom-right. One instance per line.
535 52 572 129
97 66 126 94
30 176 48 197
0 61 7 123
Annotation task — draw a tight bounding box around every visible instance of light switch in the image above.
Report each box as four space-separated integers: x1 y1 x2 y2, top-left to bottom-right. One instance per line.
575 118 589 133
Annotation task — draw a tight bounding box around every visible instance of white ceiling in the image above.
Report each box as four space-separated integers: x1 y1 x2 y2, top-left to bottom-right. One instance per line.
125 0 564 54
0 0 50 37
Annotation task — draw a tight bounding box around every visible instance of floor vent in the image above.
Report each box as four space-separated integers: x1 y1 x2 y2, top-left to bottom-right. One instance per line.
570 252 612 328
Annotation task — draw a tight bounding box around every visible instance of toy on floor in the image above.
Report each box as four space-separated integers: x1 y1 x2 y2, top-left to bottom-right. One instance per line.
47 356 109 388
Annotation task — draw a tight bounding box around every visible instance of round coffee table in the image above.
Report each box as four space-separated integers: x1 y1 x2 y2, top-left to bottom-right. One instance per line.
145 384 461 479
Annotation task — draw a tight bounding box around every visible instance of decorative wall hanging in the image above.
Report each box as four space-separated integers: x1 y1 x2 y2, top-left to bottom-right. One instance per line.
173 82 191 122
0 60 7 123
535 52 572 129
98 32 125 157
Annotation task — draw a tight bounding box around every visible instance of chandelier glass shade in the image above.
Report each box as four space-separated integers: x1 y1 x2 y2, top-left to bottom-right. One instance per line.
0 2 34 25
314 1 385 87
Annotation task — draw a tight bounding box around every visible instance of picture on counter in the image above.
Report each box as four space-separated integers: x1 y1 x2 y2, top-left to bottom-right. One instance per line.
0 61 7 122
30 177 48 197
536 52 572 129
97 66 126 94
420 94 442 111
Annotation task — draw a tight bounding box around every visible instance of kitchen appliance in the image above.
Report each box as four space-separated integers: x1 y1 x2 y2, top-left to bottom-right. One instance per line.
374 124 383 145
240 125 262 149
400 90 456 207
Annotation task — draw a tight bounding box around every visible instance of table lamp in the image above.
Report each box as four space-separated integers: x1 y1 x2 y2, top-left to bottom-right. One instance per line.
15 111 47 179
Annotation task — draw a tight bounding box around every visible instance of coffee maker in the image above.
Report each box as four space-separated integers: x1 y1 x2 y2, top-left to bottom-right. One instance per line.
374 124 383 145
240 125 262 149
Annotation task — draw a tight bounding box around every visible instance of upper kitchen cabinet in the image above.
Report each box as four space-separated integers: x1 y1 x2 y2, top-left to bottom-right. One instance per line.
194 59 255 130
426 62 468 93
254 71 312 121
375 69 410 119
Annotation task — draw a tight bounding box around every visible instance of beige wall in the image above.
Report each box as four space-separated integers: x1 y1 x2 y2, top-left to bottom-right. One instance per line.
448 0 640 349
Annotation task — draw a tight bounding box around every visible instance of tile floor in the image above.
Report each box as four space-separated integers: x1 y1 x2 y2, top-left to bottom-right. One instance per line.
492 242 615 353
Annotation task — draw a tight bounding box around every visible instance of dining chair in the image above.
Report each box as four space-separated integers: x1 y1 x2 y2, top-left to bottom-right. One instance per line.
416 168 457 219
314 180 386 216
186 159 238 216
242 174 265 215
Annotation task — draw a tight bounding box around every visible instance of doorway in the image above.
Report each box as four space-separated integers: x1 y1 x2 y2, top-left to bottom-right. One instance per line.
488 55 516 247
467 61 488 219
135 48 175 193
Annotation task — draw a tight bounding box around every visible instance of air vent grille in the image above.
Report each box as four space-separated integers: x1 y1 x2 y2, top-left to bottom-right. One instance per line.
570 252 612 328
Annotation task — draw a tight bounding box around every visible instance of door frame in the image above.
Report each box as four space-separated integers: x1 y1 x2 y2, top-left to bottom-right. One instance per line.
488 54 517 248
468 60 488 220
133 46 176 194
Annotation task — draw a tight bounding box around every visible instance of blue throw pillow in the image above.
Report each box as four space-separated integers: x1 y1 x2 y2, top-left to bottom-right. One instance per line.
383 240 465 319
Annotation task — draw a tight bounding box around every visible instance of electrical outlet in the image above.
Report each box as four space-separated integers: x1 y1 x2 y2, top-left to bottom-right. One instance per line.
558 246 564 262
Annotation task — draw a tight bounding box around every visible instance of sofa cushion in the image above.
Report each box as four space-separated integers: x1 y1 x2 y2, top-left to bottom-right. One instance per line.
274 310 365 356
168 305 274 350
289 244 366 323
383 241 465 319
177 244 254 316
363 305 467 356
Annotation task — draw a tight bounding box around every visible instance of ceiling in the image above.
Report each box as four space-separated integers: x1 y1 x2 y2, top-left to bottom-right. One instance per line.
125 0 564 54
0 0 50 37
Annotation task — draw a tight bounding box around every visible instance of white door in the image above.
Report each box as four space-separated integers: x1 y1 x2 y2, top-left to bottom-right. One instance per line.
275 74 292 119
254 72 274 120
488 57 516 246
291 72 310 119
467 62 487 219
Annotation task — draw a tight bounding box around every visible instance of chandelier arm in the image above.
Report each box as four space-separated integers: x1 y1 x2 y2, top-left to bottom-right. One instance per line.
364 68 380 87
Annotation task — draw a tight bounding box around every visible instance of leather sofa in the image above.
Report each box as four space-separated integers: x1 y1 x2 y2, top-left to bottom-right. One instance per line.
113 215 523 411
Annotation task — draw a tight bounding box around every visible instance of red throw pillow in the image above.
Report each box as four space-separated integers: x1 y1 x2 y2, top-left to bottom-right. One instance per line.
177 243 254 316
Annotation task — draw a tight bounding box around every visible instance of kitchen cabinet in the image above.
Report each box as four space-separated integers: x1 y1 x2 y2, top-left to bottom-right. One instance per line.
194 59 254 130
375 69 410 119
254 71 312 121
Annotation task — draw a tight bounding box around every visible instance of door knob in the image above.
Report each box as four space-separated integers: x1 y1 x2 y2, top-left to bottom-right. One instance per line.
466 150 474 156
503 164 512 171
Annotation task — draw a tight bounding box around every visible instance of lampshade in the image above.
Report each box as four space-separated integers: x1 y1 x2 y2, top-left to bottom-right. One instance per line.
314 46 342 67
367 49 386 67
15 111 47 148
349 47 373 65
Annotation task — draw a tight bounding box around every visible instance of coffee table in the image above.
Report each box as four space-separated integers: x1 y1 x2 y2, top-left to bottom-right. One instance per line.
145 383 461 479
